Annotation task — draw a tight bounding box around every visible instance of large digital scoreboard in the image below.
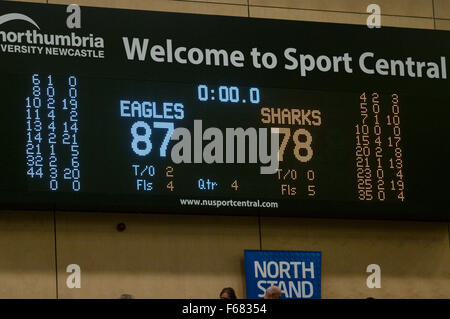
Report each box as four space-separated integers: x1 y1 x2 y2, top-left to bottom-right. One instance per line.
0 1 449 220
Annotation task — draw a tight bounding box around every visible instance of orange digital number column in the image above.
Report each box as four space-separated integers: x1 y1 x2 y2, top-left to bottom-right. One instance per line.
371 93 385 201
166 166 174 191
356 93 373 201
387 94 405 202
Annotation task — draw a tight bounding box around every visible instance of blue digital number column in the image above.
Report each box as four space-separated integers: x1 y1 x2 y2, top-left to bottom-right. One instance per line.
47 75 58 190
25 74 44 180
25 79 36 179
68 76 80 191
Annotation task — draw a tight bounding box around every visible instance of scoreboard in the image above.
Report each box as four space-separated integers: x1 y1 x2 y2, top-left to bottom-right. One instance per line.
0 1 449 220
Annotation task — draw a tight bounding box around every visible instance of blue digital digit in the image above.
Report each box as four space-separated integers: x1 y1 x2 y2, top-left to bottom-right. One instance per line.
72 169 80 179
47 86 55 97
69 87 77 99
250 87 260 104
198 84 208 101
230 86 239 103
50 180 58 191
153 121 174 157
33 96 41 108
69 75 77 87
131 121 152 156
147 165 156 176
72 180 81 191
219 86 229 102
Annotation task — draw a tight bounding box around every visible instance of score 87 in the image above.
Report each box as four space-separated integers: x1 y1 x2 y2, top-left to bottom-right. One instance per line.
131 121 174 157
274 127 313 162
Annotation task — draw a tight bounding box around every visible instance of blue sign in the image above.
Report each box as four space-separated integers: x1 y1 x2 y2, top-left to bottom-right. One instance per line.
244 250 322 299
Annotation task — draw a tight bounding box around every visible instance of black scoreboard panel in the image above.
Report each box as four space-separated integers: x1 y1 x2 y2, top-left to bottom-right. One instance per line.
0 1 449 220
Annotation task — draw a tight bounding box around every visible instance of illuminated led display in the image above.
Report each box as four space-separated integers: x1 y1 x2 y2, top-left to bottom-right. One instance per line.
0 2 448 220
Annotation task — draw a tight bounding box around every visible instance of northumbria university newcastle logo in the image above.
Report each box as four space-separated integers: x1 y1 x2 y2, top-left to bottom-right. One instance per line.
0 9 105 59
0 13 40 29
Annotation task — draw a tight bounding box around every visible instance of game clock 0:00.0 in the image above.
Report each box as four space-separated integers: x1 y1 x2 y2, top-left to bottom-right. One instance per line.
197 84 260 104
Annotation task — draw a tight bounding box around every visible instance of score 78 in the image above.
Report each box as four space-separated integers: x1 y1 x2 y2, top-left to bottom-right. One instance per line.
131 121 174 157
273 127 313 162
